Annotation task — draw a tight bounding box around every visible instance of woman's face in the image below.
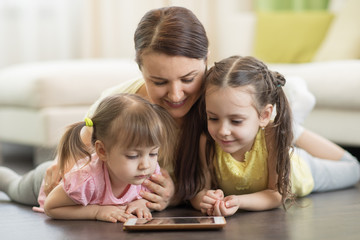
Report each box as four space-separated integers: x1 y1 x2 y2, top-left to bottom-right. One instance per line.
140 52 206 124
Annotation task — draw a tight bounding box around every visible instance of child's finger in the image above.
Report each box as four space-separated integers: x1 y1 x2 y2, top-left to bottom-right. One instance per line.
214 189 224 199
219 201 228 216
199 201 214 210
143 210 152 219
206 189 224 201
200 208 208 214
207 208 213 216
212 200 222 216
205 190 220 199
224 196 238 208
125 206 135 214
202 194 217 205
112 212 128 223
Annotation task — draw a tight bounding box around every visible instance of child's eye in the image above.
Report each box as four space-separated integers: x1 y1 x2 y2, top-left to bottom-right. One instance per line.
231 120 243 124
149 153 158 157
126 155 138 159
207 117 218 121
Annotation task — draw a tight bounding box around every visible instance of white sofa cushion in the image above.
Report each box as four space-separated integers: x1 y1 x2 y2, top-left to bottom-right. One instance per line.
269 60 360 110
0 106 89 147
0 59 141 108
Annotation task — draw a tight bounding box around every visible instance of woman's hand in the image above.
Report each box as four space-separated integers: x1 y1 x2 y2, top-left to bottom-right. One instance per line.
125 199 152 219
95 205 134 223
140 168 175 211
43 161 61 196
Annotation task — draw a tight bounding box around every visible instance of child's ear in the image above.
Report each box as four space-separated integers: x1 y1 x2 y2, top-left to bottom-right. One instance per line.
95 140 107 162
260 104 273 128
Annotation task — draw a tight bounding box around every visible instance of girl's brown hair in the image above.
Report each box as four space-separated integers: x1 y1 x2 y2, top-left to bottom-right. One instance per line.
134 6 208 67
204 56 294 206
56 93 177 177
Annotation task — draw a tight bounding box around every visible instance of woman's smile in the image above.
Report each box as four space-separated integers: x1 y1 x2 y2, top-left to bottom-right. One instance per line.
165 98 187 108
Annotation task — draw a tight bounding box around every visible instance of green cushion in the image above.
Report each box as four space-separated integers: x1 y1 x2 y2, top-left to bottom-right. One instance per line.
254 11 334 63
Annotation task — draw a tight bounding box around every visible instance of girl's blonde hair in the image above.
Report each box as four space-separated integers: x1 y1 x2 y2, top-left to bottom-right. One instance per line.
57 93 177 176
204 56 294 207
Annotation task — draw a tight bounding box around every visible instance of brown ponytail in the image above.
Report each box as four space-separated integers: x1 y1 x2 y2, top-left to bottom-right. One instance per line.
57 122 93 178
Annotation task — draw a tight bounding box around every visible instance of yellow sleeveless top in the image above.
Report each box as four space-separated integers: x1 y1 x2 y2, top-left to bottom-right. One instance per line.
214 129 314 197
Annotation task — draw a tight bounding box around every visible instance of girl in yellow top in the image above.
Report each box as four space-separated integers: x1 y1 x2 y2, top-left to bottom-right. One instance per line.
191 56 360 216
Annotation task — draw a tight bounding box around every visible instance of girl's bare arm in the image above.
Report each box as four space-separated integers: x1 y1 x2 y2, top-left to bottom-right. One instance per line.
44 184 132 223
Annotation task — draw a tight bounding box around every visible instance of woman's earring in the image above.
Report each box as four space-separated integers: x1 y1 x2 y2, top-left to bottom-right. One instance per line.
261 126 265 130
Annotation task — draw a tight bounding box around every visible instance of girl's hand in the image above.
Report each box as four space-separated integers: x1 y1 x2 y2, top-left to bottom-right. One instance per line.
140 169 175 211
44 161 61 196
125 199 152 219
95 205 134 223
199 189 224 215
212 195 240 217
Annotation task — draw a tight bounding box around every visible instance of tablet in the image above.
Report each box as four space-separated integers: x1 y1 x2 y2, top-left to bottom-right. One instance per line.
123 216 226 231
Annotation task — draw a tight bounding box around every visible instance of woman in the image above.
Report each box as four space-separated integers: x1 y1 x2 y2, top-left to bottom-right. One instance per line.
0 6 314 212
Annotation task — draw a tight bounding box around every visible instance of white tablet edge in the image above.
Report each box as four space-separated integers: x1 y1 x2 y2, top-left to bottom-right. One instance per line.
214 216 226 224
124 218 137 226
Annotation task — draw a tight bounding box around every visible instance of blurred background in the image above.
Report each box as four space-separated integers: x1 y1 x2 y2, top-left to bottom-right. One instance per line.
1 0 359 167
0 0 344 68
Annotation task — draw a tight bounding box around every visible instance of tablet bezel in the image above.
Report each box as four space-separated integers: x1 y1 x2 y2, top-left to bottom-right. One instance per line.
123 216 226 231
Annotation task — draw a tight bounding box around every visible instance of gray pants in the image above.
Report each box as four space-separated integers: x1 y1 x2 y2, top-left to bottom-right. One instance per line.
295 148 360 192
7 161 53 205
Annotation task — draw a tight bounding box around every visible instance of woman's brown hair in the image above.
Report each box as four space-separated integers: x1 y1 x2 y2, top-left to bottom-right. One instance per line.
134 6 208 67
134 6 209 202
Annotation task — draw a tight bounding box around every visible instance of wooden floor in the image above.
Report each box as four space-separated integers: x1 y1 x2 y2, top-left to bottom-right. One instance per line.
1 144 360 240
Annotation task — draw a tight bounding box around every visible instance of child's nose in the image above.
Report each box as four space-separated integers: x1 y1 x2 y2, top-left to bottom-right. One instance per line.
218 123 231 136
139 157 150 169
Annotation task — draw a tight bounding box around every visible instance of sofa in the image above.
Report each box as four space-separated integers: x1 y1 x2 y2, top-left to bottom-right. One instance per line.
1 0 359 165
214 0 360 147
0 59 141 164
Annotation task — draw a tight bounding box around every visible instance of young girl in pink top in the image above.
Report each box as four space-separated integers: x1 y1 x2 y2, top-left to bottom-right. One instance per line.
40 93 176 223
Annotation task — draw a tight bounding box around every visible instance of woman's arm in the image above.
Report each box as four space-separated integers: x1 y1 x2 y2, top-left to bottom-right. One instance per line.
44 184 132 223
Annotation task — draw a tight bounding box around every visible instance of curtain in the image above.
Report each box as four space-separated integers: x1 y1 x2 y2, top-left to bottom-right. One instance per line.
0 0 82 68
0 0 254 69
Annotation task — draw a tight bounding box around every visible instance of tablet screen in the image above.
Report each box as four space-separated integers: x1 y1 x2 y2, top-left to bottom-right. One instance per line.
136 217 215 225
